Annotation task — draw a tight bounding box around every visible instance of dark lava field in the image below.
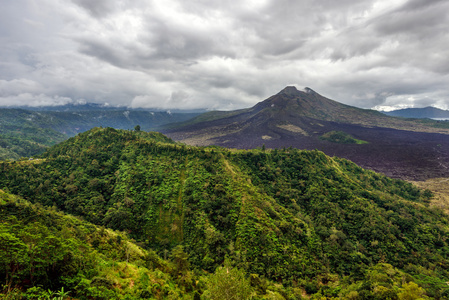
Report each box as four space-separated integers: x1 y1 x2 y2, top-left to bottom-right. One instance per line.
166 118 449 181
219 122 449 181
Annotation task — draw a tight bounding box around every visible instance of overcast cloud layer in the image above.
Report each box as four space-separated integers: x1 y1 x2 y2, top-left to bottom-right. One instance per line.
1 0 448 110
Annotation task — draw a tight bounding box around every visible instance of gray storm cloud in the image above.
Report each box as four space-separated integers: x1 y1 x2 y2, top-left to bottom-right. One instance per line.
0 0 448 110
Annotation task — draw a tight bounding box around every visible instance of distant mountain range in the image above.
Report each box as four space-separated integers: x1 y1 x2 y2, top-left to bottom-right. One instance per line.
4 102 121 111
0 108 200 134
382 106 449 119
0 107 201 160
1 102 207 113
163 86 449 180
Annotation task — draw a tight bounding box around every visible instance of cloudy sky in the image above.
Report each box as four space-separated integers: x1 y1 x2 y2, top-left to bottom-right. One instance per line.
1 0 448 111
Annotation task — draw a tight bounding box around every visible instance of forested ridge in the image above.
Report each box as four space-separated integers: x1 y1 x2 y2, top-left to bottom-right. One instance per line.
1 127 449 299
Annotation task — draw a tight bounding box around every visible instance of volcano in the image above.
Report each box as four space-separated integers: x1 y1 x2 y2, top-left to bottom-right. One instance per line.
163 87 449 180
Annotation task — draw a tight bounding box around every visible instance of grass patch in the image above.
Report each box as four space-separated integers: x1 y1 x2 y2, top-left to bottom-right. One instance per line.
320 131 368 144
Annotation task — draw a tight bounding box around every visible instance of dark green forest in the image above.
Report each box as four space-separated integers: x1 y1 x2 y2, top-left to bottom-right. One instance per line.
1 127 449 299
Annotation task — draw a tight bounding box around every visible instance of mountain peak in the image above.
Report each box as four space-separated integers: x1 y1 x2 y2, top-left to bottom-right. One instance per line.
278 86 300 96
278 86 317 96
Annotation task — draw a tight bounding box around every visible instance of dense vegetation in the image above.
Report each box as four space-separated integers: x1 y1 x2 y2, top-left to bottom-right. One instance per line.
0 189 190 299
1 127 449 299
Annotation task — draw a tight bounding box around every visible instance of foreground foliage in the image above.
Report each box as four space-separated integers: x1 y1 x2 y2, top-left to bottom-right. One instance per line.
0 190 186 299
1 127 449 299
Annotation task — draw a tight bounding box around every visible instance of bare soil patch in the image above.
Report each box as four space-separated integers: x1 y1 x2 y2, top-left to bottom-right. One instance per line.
410 178 449 215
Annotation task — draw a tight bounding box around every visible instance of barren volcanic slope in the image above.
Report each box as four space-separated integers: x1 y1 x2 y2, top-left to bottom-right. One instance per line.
163 87 449 180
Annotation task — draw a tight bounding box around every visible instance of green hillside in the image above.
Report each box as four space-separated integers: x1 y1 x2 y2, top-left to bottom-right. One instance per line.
0 190 194 299
320 131 368 144
1 127 449 299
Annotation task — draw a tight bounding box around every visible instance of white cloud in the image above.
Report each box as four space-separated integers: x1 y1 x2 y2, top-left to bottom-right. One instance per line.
0 79 42 96
0 0 448 110
0 93 73 107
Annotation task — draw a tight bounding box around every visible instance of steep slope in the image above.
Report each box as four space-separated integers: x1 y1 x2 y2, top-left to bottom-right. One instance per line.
1 188 304 299
0 189 193 299
165 86 449 138
248 86 386 124
163 87 449 180
1 127 449 298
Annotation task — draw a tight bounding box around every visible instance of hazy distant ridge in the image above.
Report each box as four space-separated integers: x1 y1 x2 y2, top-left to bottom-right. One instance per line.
383 106 449 119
